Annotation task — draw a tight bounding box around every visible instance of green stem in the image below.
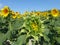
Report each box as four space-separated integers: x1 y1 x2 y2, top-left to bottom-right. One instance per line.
5 21 12 39
9 22 12 31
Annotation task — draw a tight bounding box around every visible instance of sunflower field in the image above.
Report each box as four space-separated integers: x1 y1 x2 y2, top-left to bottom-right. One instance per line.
0 6 60 45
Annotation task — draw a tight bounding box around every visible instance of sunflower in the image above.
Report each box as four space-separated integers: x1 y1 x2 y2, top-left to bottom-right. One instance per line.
35 12 41 16
51 8 59 17
24 11 30 15
15 12 20 15
11 11 17 19
42 12 48 16
31 23 38 31
30 11 35 15
0 12 2 16
1 6 9 17
15 12 21 18
10 11 16 19
17 15 21 18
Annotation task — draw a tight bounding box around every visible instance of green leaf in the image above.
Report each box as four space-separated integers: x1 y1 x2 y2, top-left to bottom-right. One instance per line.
13 35 27 45
44 35 50 42
12 18 24 30
0 29 13 45
0 33 5 45
43 42 51 45
54 27 60 34
56 37 60 43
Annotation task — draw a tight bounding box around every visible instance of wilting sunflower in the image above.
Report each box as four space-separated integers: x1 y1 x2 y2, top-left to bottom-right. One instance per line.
31 23 38 31
1 6 9 17
51 8 59 17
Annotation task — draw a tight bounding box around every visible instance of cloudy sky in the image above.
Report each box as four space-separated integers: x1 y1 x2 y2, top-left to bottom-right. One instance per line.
0 0 60 13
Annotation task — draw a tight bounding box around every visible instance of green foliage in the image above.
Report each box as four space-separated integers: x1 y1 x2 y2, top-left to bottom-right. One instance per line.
0 11 60 45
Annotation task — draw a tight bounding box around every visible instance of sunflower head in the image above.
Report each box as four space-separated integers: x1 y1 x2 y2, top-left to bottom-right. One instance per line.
15 12 20 15
11 11 16 19
17 15 21 18
15 12 21 18
1 6 9 17
42 12 48 16
11 11 15 14
31 23 38 31
51 8 59 17
35 12 41 16
30 11 35 15
0 12 2 16
10 11 16 19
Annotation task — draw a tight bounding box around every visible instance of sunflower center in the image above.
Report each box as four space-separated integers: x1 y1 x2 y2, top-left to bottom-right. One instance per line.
3 9 8 14
53 10 57 15
31 23 38 31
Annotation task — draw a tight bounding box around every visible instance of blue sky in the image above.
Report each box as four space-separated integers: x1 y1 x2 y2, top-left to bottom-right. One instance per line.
0 0 60 13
